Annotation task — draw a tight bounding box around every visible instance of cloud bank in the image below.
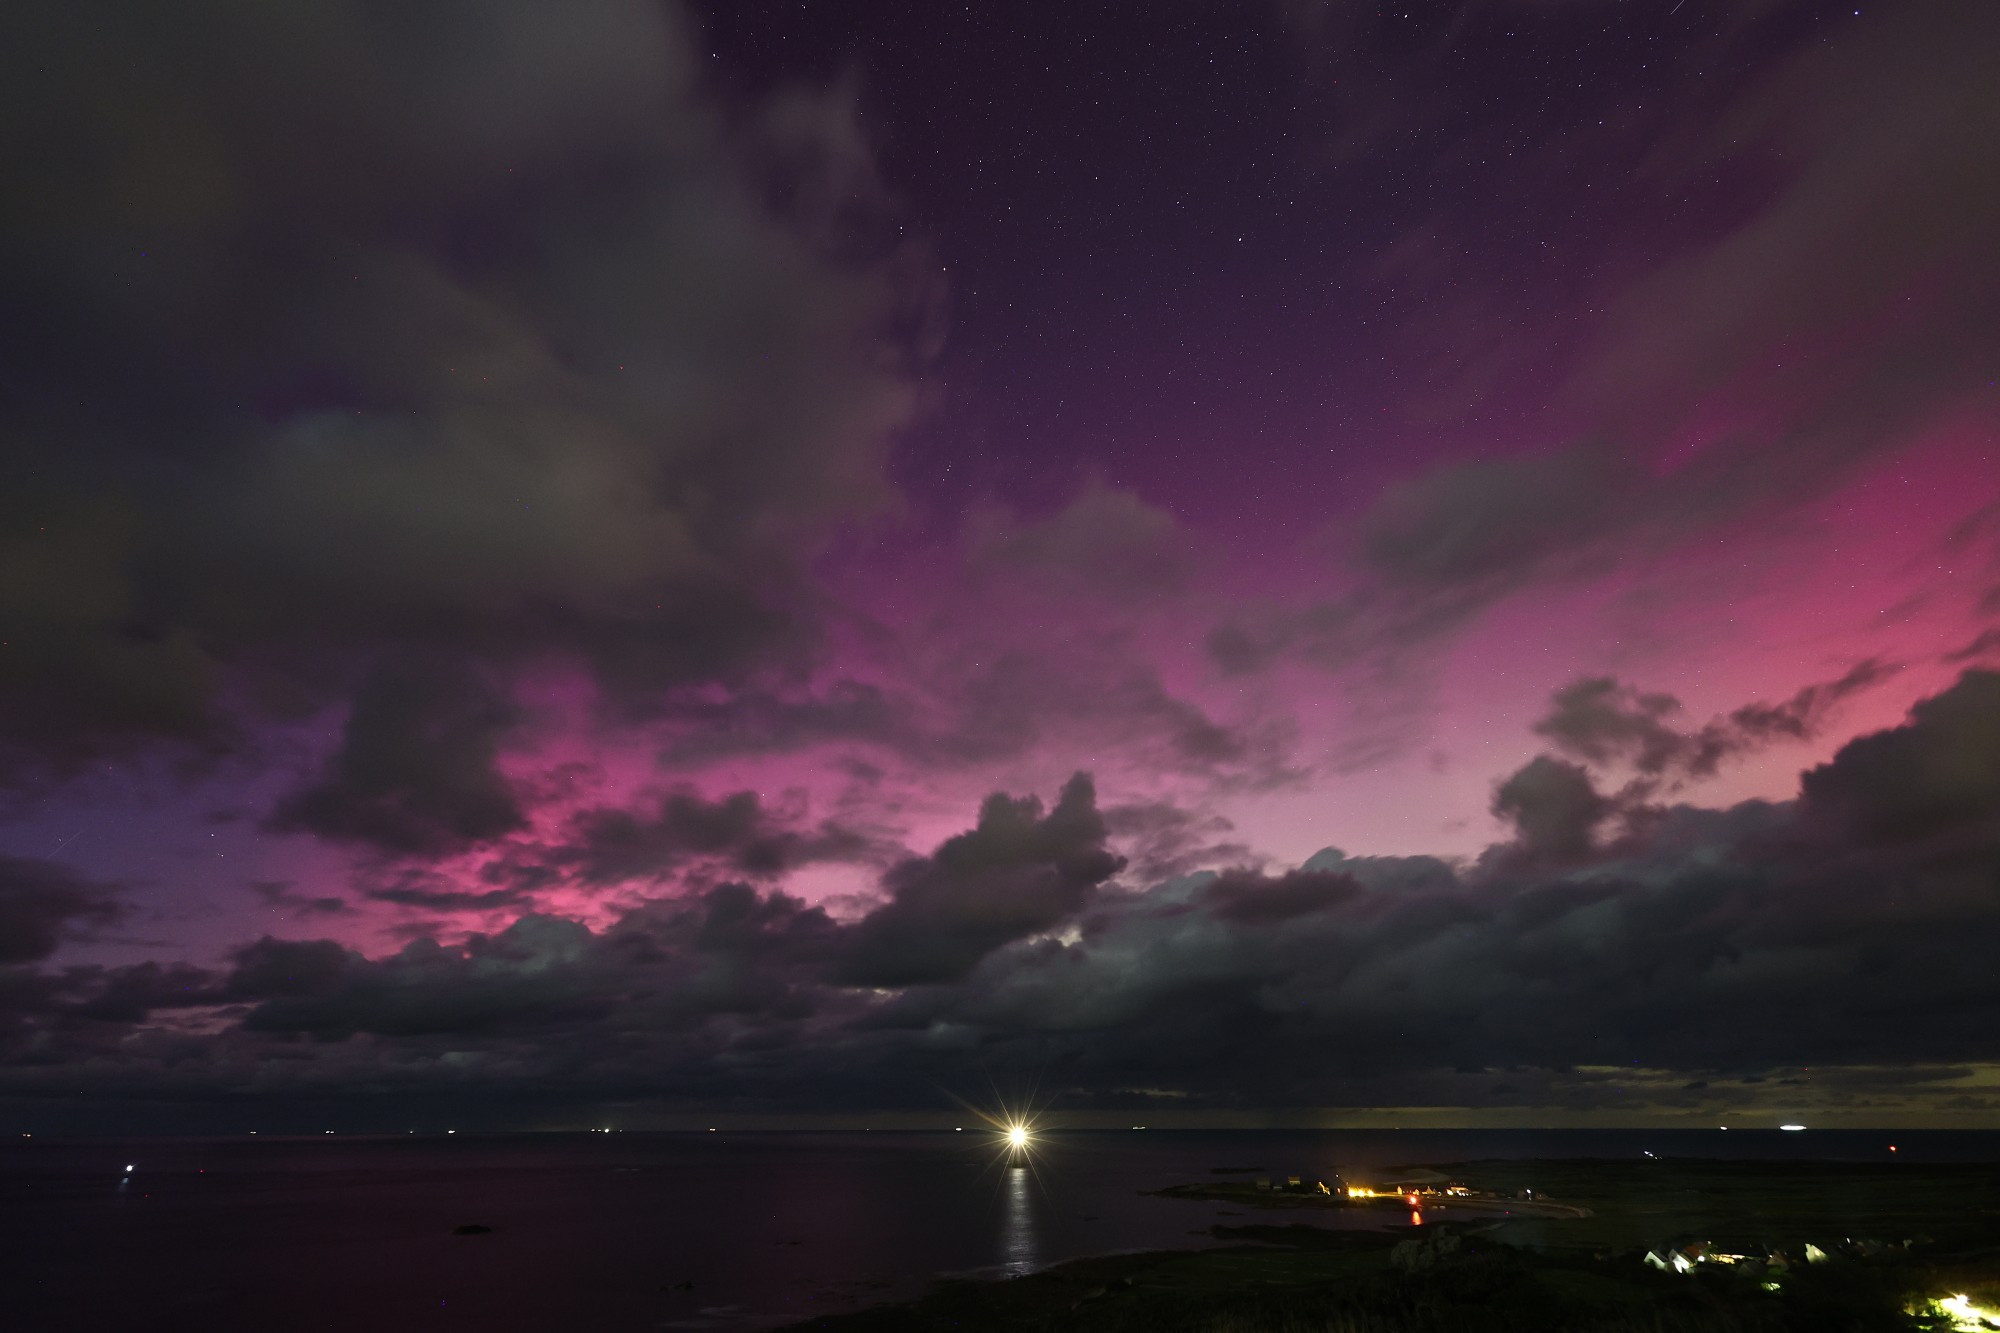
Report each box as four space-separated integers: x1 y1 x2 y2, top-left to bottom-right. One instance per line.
6 671 2000 1130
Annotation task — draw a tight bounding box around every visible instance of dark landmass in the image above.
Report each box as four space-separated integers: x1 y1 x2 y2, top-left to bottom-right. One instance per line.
1151 1174 1587 1219
1438 1157 2000 1254
778 1224 2000 1331
779 1159 2000 1332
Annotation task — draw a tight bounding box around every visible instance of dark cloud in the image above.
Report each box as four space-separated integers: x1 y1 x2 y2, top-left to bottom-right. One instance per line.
657 653 1292 788
548 788 883 886
652 680 911 765
903 678 2000 1088
250 881 352 918
1204 623 1271 677
61 961 220 1025
836 773 1122 986
1202 868 1359 924
1357 444 1632 628
0 956 222 1064
1799 668 2000 843
1533 660 1895 781
963 485 1198 602
212 883 842 1048
1532 677 1691 775
1946 627 2000 664
0 857 122 965
1102 800 1256 882
1726 660 1899 746
1489 756 1615 864
8 677 2000 1127
361 875 538 916
225 920 612 1040
1298 847 1460 896
269 657 525 856
0 0 926 787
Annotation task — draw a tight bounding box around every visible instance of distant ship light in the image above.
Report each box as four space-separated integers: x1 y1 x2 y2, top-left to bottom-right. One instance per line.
1780 1124 1807 1131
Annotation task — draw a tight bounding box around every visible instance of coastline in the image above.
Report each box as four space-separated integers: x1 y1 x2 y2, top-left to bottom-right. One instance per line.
778 1157 2000 1331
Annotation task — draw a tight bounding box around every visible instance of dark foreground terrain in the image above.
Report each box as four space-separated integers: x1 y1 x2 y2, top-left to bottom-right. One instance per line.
782 1158 2000 1332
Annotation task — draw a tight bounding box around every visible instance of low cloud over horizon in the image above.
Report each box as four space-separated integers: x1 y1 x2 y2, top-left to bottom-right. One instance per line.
8 669 2000 1133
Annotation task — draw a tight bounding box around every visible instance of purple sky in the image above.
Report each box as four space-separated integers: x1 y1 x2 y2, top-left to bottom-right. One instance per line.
2 0 1999 1131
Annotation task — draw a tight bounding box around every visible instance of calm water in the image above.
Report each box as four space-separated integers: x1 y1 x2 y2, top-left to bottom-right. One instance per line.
3 1128 1995 1331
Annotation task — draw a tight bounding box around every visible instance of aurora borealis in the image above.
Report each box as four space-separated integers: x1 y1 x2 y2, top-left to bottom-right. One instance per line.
3 0 1999 1132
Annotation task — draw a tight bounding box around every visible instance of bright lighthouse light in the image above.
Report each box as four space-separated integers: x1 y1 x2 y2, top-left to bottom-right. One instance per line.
1008 1124 1029 1149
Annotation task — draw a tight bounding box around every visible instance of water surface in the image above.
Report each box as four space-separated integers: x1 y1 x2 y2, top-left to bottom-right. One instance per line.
3 1128 1991 1331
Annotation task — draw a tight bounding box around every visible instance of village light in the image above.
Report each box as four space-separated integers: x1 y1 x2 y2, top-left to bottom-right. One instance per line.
1008 1123 1030 1150
1935 1293 2000 1331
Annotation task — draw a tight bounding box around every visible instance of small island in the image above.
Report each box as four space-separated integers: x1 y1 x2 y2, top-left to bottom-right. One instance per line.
1150 1164 1594 1222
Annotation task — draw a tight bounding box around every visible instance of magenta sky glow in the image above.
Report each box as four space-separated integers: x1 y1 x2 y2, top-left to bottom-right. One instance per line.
3 0 1999 1131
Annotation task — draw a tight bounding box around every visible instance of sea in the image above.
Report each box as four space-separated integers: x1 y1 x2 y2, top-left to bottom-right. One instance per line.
3 1128 1996 1332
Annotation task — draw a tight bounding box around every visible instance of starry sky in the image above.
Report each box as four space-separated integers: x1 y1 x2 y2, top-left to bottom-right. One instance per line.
3 0 2000 1133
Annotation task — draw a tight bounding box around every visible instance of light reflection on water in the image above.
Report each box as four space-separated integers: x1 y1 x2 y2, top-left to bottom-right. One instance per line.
14 1129 1998 1330
1002 1163 1039 1273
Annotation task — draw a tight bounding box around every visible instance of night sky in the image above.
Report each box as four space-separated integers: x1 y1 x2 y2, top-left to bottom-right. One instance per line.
3 0 1999 1133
